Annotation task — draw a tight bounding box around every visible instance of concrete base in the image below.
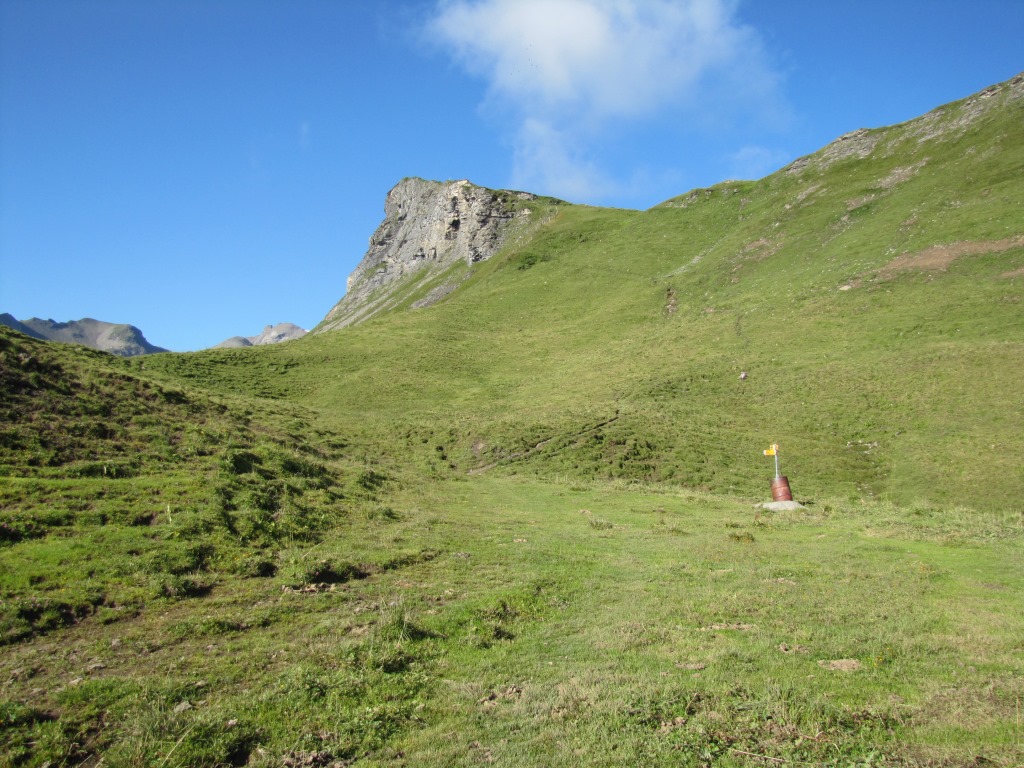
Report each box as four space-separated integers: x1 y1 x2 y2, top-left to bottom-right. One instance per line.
754 500 807 512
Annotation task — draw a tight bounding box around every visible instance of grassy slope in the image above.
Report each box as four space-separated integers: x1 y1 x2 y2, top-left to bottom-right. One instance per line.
142 77 1024 511
2 78 1023 766
3 473 1021 766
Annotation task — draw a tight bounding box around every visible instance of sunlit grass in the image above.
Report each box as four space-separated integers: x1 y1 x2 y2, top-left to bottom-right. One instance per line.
2 76 1024 766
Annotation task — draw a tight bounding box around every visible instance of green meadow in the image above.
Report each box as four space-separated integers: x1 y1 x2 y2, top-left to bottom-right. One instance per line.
2 76 1023 765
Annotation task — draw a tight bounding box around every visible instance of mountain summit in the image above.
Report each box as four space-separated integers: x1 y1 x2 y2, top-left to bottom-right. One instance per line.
0 314 167 356
213 322 307 349
316 178 543 332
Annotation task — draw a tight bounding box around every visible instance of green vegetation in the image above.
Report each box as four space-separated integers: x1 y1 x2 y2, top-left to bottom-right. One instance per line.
2 77 1023 765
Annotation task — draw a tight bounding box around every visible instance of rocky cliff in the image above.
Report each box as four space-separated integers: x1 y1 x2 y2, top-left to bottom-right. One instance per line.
317 178 538 332
0 315 168 356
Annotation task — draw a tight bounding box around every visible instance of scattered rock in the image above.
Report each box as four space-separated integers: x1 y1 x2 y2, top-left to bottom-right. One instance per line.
173 701 193 714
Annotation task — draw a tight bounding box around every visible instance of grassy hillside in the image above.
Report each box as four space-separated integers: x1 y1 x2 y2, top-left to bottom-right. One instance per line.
2 75 1023 766
142 74 1024 512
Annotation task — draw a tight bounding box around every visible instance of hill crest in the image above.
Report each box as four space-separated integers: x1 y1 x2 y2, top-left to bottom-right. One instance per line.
0 314 167 356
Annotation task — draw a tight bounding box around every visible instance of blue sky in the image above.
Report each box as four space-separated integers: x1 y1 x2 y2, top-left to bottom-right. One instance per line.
1 0 1021 352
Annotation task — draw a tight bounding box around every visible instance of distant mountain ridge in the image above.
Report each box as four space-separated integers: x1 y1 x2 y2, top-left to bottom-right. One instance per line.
0 314 167 356
213 323 307 349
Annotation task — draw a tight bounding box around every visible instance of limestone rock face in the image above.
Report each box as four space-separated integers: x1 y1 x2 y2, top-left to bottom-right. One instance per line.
318 177 535 332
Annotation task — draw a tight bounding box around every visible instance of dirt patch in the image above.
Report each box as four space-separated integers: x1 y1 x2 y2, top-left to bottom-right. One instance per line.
699 623 755 632
746 236 783 258
658 716 687 733
846 194 876 211
877 161 927 190
877 236 1024 280
778 643 809 654
478 685 523 709
468 741 495 763
818 658 861 672
1000 265 1024 279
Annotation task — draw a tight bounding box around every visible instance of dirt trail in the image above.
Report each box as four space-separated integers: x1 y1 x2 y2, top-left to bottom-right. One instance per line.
468 412 620 475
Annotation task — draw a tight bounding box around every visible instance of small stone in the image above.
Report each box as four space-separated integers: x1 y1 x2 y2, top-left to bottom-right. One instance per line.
173 701 193 714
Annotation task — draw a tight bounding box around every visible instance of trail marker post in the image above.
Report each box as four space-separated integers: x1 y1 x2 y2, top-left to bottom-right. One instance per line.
763 443 793 502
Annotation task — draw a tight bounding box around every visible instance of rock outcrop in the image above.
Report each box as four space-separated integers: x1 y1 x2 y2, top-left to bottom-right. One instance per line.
317 178 537 332
0 315 168 356
213 322 307 349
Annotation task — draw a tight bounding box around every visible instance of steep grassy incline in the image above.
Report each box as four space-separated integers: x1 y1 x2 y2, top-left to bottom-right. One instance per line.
0 327 394 645
142 75 1024 512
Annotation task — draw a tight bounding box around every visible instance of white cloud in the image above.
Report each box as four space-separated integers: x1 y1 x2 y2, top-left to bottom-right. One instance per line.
430 0 754 119
427 0 784 203
510 118 615 200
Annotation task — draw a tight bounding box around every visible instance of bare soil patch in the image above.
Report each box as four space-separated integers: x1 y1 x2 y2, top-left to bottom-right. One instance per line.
878 236 1024 279
818 658 862 672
